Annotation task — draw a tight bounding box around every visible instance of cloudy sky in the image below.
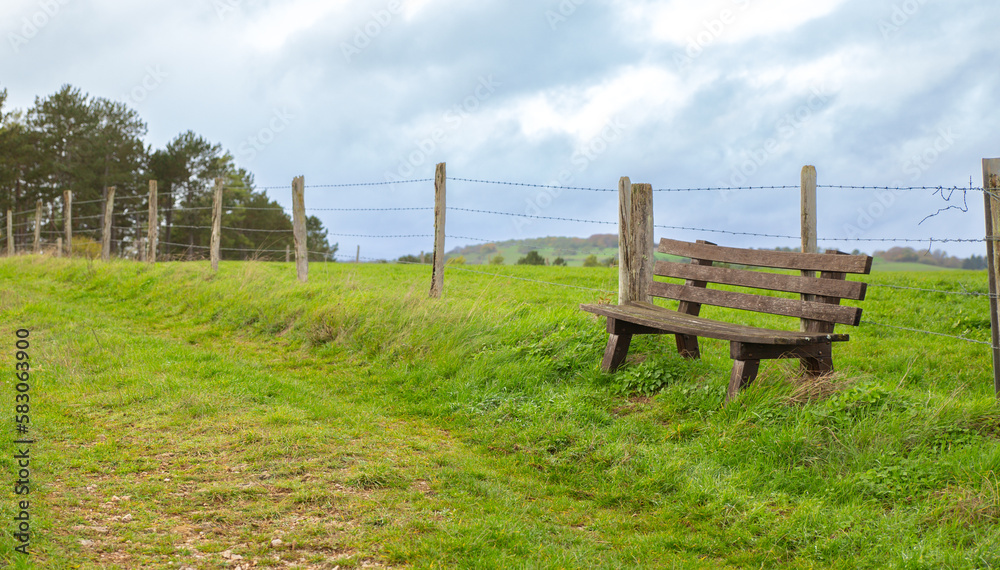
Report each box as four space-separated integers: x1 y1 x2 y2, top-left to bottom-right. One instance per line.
2 0 997 259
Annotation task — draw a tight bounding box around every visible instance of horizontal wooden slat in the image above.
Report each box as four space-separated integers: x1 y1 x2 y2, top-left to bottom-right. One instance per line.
581 302 849 345
649 281 863 325
654 260 867 300
658 239 873 274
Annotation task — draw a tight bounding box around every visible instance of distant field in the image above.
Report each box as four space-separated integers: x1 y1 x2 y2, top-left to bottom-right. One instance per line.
2 258 998 568
872 261 950 271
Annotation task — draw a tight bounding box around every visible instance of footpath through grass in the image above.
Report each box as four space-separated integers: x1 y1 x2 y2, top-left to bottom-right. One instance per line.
1 256 1000 568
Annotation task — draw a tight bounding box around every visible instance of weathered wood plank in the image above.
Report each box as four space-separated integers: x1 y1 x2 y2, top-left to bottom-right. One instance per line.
658 238 872 274
581 302 849 345
730 341 831 361
675 246 713 358
649 281 862 325
654 260 866 300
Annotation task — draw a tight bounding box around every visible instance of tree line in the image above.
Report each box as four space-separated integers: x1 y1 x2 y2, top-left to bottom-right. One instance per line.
0 84 337 261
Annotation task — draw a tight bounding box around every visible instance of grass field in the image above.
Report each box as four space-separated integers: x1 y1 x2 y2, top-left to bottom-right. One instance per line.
2 257 1000 568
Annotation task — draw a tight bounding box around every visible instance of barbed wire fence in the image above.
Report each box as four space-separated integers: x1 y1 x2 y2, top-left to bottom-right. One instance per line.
4 160 1000 393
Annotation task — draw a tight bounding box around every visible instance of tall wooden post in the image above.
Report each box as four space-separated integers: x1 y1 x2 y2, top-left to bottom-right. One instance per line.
430 162 446 298
618 179 653 305
356 245 360 264
983 158 1000 398
5 210 12 257
801 166 818 255
64 190 72 258
33 200 42 254
101 187 115 261
285 245 290 263
799 166 819 331
292 176 308 282
148 180 158 263
210 178 224 272
617 176 632 305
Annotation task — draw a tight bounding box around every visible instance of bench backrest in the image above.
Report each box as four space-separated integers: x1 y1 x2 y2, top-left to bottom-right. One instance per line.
653 239 873 331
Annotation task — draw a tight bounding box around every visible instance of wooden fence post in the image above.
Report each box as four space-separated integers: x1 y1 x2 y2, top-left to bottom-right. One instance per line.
64 190 72 258
801 166 818 255
33 200 42 254
56 237 62 258
210 178 223 272
101 187 115 261
292 176 308 282
983 158 1000 398
148 180 158 263
800 165 819 331
618 179 653 305
5 210 12 257
285 245 290 263
430 162 446 298
356 245 360 264
617 176 632 305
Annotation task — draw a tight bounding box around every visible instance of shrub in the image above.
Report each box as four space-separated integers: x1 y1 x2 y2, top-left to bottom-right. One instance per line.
582 254 599 267
516 250 545 266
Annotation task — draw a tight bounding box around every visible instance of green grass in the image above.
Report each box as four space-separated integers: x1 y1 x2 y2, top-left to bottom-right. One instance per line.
2 257 1000 568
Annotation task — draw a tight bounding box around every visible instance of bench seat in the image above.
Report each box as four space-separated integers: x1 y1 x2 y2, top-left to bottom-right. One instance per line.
582 301 849 345
581 238 872 402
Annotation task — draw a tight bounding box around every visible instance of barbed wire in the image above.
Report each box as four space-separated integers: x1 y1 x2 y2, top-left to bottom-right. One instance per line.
327 232 433 239
449 177 615 192
446 265 614 294
819 185 982 191
861 320 994 347
450 206 615 225
867 283 990 297
654 185 799 192
305 179 433 189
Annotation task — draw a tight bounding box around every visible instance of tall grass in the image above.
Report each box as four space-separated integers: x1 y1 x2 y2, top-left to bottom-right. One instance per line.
1 256 999 568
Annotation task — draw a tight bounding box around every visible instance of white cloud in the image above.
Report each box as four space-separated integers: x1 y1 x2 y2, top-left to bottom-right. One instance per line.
618 0 849 46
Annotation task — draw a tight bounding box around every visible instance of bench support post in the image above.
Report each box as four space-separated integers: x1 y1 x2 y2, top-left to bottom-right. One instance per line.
601 331 632 372
727 360 760 403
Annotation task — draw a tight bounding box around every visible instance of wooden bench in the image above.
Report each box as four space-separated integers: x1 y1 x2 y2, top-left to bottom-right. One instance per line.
581 238 873 401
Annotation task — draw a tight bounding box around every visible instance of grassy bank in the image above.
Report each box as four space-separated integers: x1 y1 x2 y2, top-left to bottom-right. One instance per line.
1 256 999 568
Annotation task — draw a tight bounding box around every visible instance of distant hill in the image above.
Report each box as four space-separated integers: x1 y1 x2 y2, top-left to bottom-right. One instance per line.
447 234 619 266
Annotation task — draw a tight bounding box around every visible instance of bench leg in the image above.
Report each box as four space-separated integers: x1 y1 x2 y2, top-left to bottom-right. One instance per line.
675 334 701 359
726 359 760 403
601 334 632 372
800 356 833 376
